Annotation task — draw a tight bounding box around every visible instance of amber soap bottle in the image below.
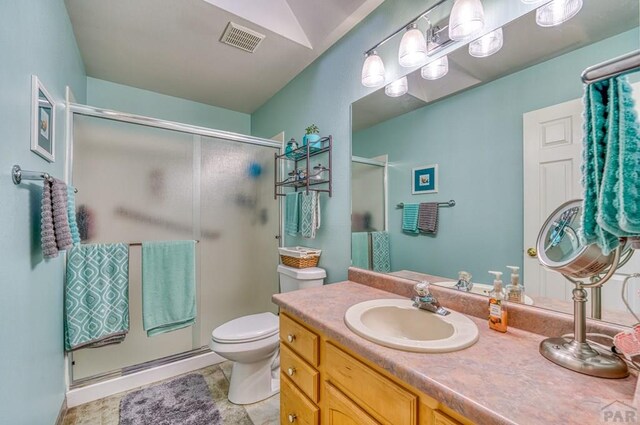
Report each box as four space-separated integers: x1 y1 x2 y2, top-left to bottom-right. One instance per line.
488 271 508 333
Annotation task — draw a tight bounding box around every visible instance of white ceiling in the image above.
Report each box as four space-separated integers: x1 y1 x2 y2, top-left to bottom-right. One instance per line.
352 0 640 131
65 0 383 113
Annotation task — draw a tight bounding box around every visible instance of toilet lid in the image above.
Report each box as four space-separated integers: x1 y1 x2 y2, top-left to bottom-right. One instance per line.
212 312 279 343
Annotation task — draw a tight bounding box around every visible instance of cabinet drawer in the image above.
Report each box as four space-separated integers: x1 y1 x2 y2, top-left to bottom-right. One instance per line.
281 374 319 425
433 410 462 425
325 342 417 425
280 314 319 366
281 343 320 402
323 381 381 425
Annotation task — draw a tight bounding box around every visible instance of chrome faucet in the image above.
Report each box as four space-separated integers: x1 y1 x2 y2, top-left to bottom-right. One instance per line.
413 282 450 316
454 271 474 292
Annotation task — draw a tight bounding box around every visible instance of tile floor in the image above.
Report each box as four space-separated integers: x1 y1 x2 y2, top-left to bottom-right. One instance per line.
62 361 280 425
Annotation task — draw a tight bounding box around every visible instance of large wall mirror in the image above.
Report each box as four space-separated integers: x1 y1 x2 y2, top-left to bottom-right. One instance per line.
350 1 640 327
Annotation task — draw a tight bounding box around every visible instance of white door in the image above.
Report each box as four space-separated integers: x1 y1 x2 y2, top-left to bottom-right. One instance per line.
523 83 640 319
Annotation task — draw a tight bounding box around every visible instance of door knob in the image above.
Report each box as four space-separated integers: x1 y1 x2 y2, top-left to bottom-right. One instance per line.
527 247 537 257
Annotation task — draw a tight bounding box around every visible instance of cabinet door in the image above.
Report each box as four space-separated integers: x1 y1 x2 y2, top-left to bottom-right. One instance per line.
323 382 381 425
281 375 319 425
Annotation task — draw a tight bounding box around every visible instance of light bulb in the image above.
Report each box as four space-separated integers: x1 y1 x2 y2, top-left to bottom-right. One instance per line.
536 0 583 27
361 51 385 87
385 77 408 97
398 23 427 68
421 56 449 80
469 27 503 58
449 0 485 41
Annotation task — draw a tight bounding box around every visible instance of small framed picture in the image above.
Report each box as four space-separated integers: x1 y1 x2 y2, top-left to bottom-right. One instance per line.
412 164 438 194
31 75 55 162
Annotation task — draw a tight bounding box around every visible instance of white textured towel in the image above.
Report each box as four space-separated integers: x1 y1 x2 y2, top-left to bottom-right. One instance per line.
301 191 321 239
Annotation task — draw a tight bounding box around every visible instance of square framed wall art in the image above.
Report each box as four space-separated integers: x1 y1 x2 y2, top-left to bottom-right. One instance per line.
31 75 56 162
412 164 438 194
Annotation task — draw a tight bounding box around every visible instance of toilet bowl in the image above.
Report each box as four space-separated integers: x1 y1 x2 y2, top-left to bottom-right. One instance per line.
210 312 280 405
210 265 326 405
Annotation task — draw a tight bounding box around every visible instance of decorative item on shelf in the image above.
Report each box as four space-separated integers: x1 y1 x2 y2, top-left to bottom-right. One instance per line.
412 164 438 194
285 138 298 158
311 163 327 181
303 124 321 150
31 75 56 162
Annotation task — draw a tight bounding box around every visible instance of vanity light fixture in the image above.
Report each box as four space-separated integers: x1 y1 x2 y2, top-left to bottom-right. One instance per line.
536 0 583 27
361 50 386 87
398 23 428 67
468 27 503 58
448 0 485 41
421 55 449 80
385 76 408 97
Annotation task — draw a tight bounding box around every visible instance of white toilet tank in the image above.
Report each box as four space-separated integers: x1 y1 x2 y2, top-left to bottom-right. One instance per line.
277 265 326 293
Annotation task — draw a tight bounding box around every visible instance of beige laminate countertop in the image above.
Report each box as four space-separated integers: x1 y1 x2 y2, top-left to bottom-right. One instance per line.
273 280 637 425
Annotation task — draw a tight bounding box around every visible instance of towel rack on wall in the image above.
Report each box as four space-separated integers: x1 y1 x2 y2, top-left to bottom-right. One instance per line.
396 200 455 209
581 50 640 84
11 164 78 193
128 240 200 246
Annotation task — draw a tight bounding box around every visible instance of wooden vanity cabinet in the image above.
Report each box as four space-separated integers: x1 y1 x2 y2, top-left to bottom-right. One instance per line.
279 312 473 425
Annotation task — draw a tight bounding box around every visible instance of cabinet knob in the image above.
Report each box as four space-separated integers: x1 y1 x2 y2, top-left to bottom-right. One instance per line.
288 413 297 423
527 247 537 257
287 367 296 376
287 334 296 343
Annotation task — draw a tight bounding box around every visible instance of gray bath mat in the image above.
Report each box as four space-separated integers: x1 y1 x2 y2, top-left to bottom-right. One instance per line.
119 373 221 425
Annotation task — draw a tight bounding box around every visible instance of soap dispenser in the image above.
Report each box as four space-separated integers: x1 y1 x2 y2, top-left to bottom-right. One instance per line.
488 271 508 333
505 266 524 304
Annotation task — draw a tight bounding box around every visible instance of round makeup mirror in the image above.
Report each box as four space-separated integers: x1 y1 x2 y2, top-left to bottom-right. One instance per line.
536 199 634 379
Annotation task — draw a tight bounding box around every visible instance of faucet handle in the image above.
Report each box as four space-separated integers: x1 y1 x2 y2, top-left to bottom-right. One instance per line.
414 281 430 297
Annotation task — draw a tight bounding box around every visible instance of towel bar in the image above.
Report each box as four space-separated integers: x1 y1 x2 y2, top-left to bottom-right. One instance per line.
12 164 78 193
396 200 455 209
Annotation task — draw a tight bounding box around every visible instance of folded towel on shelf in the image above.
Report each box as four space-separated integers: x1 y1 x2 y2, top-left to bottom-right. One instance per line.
418 203 439 234
142 240 196 337
371 231 391 273
64 243 130 351
52 178 73 250
402 203 420 234
351 232 370 269
581 76 640 254
41 180 58 259
285 192 301 236
301 191 321 239
67 185 81 245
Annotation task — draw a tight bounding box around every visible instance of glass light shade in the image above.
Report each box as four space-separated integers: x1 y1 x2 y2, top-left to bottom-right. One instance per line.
385 77 408 97
449 0 485 41
361 51 385 87
468 27 503 58
520 0 544 3
421 56 449 80
536 0 583 27
398 24 427 67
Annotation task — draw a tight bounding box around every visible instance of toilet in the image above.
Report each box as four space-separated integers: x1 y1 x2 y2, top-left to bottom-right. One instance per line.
210 265 326 405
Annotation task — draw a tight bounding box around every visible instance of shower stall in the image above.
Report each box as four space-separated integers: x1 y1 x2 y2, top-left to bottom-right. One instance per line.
67 104 281 386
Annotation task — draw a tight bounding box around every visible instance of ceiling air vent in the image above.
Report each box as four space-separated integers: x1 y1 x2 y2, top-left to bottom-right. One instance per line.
220 22 265 53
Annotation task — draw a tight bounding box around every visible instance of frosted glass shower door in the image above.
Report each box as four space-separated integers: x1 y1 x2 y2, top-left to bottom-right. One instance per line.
71 116 197 380
197 136 280 347
352 161 386 232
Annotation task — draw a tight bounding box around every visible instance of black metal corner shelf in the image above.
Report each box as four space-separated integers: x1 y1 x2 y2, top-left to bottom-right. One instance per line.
274 135 332 199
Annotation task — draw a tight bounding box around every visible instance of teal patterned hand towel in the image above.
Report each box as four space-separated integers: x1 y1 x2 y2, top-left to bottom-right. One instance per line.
351 232 370 269
65 244 129 351
581 76 640 254
142 241 196 337
285 192 301 236
402 203 420 234
371 231 391 273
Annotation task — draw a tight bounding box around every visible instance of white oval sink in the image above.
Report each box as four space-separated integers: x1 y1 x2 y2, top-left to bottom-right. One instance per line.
431 281 534 305
344 299 479 353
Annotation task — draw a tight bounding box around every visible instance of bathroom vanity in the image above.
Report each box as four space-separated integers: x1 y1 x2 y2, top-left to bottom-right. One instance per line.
273 269 638 425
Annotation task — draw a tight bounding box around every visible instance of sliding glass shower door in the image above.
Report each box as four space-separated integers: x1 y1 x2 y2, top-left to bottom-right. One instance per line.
71 115 279 382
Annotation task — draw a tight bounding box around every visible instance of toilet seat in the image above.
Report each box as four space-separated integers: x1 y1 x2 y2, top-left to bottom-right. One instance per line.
212 312 279 343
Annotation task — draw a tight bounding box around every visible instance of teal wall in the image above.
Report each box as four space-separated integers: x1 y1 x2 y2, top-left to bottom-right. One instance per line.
250 0 541 283
0 1 86 424
352 29 639 283
87 77 251 134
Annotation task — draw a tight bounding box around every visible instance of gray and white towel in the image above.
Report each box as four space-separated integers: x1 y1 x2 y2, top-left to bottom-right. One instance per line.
52 179 73 250
418 202 439 234
41 180 58 258
301 191 321 239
